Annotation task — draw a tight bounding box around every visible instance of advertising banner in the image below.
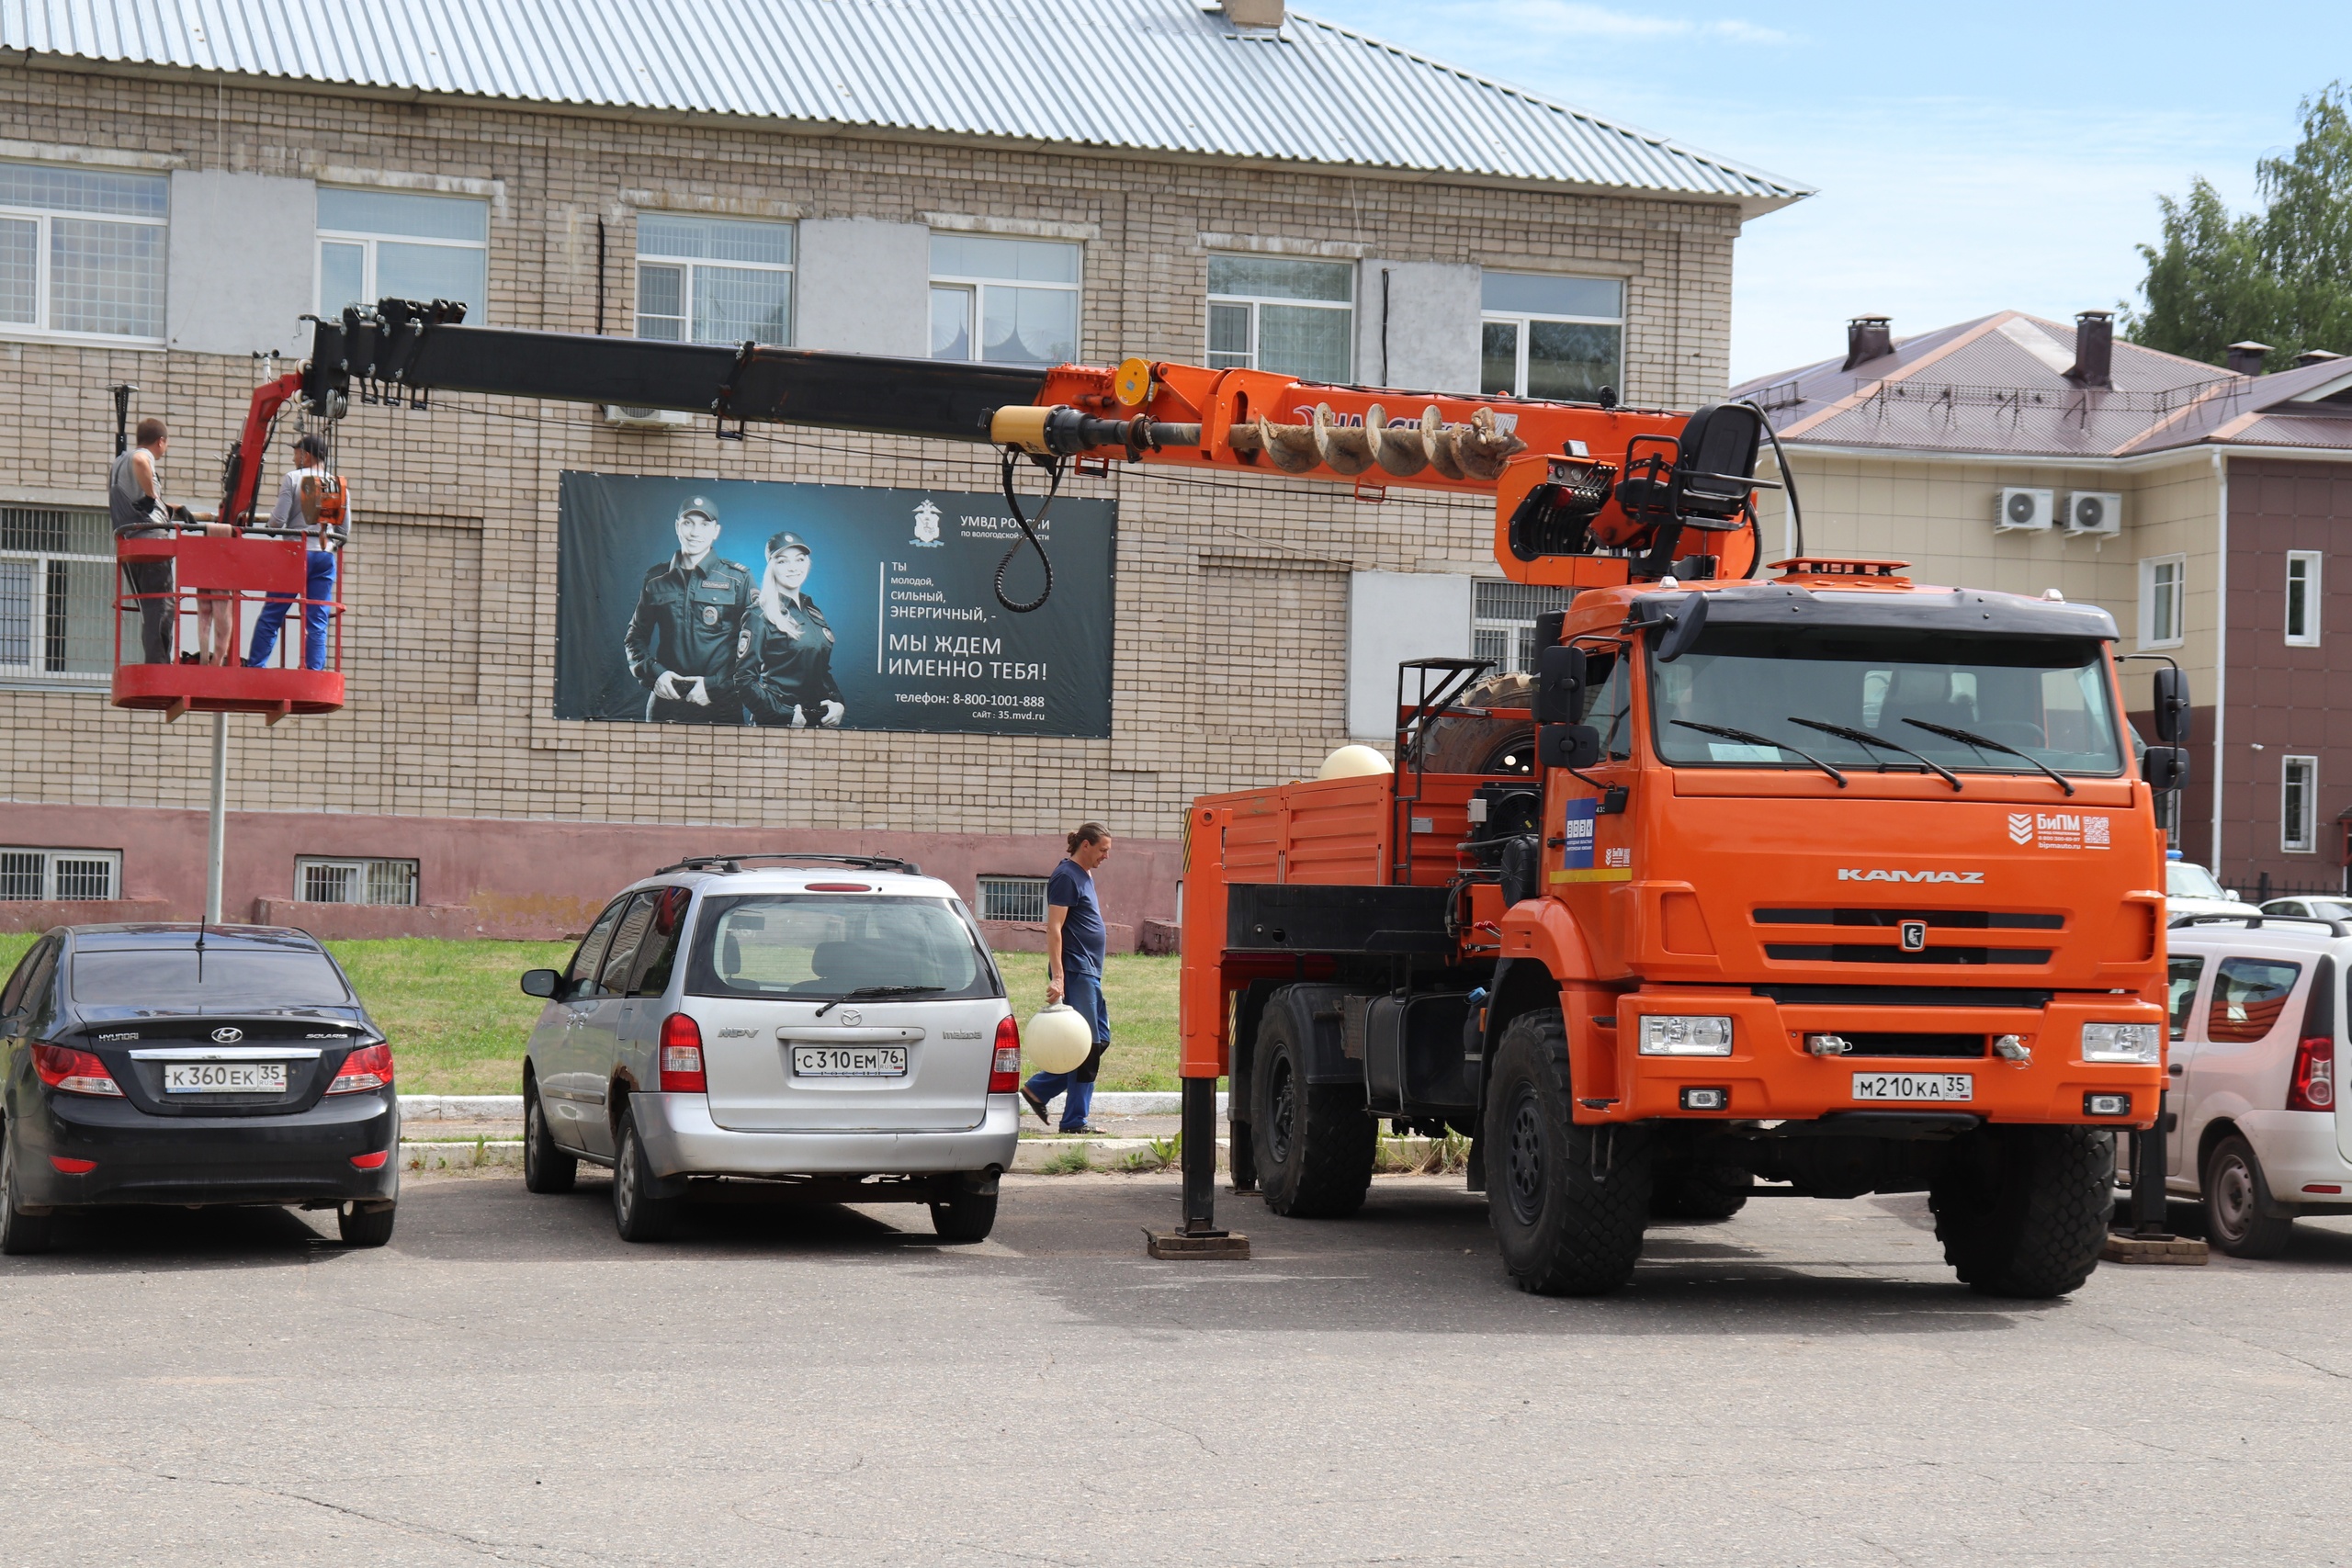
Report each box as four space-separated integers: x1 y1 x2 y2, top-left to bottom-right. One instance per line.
554 472 1114 738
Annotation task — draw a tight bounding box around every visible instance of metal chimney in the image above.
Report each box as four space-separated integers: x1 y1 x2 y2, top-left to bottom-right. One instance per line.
1842 316 1894 371
2226 340 2273 377
2294 348 2343 367
2065 311 2114 389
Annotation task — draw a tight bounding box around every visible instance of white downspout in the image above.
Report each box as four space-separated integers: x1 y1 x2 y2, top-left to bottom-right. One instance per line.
2209 449 2228 873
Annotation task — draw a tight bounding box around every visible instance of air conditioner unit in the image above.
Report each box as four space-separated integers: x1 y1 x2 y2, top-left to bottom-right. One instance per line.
602 404 692 431
1995 487 2054 533
2063 490 2122 536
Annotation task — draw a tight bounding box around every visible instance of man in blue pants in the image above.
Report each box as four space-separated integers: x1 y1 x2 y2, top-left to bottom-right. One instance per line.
245 434 345 671
1022 823 1114 1134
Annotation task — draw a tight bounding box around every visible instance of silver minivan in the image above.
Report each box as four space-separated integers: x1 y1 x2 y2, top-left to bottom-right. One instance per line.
517 854 1020 1242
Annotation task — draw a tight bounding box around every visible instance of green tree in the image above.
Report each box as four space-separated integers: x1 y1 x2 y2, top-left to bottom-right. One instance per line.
2127 84 2352 368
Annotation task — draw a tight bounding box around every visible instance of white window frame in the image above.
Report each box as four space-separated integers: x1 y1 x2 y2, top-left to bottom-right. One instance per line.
1480 273 1624 400
976 874 1049 925
2283 756 2318 853
295 856 420 907
1471 578 1575 677
2140 555 2186 649
2287 549 2322 647
1204 256 1354 379
316 189 489 321
929 236 1083 369
0 162 168 345
633 215 795 347
0 846 120 902
0 503 112 688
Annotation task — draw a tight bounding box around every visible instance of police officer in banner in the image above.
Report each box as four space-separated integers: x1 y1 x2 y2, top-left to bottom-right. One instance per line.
737 531 845 728
625 495 754 724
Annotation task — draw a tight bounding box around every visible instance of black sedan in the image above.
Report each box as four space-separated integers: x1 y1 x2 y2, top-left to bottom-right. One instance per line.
0 924 399 1254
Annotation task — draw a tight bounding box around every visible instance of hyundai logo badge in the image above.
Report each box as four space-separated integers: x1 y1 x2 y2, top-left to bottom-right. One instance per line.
211 1026 244 1043
1899 920 1928 952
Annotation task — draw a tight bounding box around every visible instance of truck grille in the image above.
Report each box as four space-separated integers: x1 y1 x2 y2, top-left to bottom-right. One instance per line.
1754 908 2064 930
1836 1032 1986 1058
1754 985 2052 1008
1764 944 2053 966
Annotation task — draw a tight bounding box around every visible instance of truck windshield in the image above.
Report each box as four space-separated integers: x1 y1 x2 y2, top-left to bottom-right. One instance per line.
685 894 999 1001
1648 626 2122 777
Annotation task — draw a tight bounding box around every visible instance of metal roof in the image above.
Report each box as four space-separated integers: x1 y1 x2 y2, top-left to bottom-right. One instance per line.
1 0 1808 207
1732 311 2352 461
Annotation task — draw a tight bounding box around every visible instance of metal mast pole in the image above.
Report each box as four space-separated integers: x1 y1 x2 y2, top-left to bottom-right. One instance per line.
206 713 227 925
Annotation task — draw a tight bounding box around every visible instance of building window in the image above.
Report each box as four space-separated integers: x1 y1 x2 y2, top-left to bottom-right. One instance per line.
929 234 1080 368
0 505 112 683
296 857 420 906
0 161 167 341
2140 555 2185 649
977 874 1048 924
635 214 793 346
317 188 489 319
1472 579 1575 676
0 847 119 901
2283 757 2318 853
1205 255 1353 382
1480 272 1623 400
2287 550 2322 646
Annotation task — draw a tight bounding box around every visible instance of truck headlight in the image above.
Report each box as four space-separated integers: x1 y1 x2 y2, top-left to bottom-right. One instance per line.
1638 1015 1734 1055
2081 1022 2161 1064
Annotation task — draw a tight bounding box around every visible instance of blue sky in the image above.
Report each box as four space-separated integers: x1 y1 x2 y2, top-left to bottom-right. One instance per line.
1319 1 2352 382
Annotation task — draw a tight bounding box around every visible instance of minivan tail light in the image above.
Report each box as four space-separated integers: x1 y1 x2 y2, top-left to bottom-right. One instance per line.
30 1043 122 1097
989 1014 1021 1094
327 1043 394 1094
660 1012 707 1093
2289 1034 2335 1111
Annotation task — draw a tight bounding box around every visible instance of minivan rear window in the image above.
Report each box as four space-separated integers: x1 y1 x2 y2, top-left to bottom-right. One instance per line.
71 948 353 1009
686 895 998 1002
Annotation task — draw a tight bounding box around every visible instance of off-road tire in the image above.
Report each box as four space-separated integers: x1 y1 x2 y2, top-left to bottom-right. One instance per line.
1929 1124 2114 1298
612 1110 683 1243
1483 1008 1652 1295
931 1177 1001 1243
523 1078 577 1195
1413 672 1536 776
2201 1134 2295 1259
1250 991 1375 1218
337 1201 396 1247
1650 1158 1752 1221
0 1128 52 1257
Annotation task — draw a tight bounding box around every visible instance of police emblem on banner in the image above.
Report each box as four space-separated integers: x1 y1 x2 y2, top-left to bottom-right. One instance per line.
911 498 944 547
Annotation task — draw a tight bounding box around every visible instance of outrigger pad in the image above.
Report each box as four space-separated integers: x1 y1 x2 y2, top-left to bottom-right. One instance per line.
1144 1226 1251 1260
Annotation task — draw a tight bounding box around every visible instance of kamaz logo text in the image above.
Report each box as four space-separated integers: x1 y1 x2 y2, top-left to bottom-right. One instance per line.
1836 868 1984 884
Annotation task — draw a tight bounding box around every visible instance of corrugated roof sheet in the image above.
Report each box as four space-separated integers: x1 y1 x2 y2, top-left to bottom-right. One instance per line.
1732 311 2352 459
1 0 1807 204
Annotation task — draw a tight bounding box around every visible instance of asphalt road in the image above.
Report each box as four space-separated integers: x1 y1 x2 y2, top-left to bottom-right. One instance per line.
3 1171 2346 1567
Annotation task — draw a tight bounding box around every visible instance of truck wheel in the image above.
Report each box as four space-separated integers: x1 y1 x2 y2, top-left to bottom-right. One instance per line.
1650 1158 1751 1221
1412 672 1536 775
523 1077 577 1195
1929 1124 2114 1297
1250 991 1374 1218
1483 1008 1651 1295
2201 1134 2295 1258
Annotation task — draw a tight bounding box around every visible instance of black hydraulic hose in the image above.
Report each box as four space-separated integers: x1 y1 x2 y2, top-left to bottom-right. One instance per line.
995 449 1062 614
1736 399 1804 563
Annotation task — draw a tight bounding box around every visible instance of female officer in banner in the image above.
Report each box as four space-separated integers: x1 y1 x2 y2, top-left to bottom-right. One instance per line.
737 530 846 728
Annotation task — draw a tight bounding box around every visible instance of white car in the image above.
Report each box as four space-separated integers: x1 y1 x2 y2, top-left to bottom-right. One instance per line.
517 854 1021 1242
2154 916 2350 1255
2165 858 2261 922
2262 896 2352 922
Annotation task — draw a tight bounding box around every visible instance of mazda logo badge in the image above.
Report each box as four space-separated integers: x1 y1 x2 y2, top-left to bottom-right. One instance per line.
211 1027 244 1043
1898 921 1928 953
839 1009 862 1027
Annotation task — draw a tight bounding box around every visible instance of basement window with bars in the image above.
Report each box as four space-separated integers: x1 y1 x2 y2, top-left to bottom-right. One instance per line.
1472 579 1575 677
0 504 113 685
296 857 420 907
977 875 1048 925
0 847 119 901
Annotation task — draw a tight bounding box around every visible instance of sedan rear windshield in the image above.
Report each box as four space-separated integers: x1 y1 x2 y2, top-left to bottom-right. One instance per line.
71 947 353 1009
685 895 999 1002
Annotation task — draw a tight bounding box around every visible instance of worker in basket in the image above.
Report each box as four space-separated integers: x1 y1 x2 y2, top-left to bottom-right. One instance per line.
245 433 348 671
109 415 231 664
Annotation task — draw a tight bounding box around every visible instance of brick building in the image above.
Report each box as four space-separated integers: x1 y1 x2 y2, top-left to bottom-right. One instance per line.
0 0 1803 939
1734 313 2352 899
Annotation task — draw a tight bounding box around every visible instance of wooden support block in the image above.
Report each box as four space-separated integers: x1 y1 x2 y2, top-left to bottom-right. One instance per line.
2102 1233 2210 1265
164 697 189 722
1145 1226 1250 1260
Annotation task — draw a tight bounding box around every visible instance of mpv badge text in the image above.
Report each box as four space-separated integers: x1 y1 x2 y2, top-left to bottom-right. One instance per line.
1836 868 1984 884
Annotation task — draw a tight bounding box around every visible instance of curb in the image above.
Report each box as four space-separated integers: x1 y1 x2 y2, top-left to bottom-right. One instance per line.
403 1140 525 1171
400 1134 1455 1178
396 1090 1227 1122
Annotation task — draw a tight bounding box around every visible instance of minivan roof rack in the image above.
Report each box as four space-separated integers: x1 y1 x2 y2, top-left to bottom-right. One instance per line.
2169 912 2352 938
655 852 922 876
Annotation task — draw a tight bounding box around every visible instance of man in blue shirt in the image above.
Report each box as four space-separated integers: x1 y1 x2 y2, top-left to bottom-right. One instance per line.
1022 823 1114 1134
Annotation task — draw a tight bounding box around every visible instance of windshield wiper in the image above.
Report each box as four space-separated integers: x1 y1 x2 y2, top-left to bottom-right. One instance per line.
814 985 944 1017
1899 717 2075 796
1786 716 1962 791
1671 719 1847 787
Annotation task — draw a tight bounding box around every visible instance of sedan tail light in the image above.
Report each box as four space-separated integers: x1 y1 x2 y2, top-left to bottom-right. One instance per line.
660 1012 706 1093
327 1043 394 1094
30 1043 123 1098
2289 1034 2335 1111
989 1014 1021 1095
